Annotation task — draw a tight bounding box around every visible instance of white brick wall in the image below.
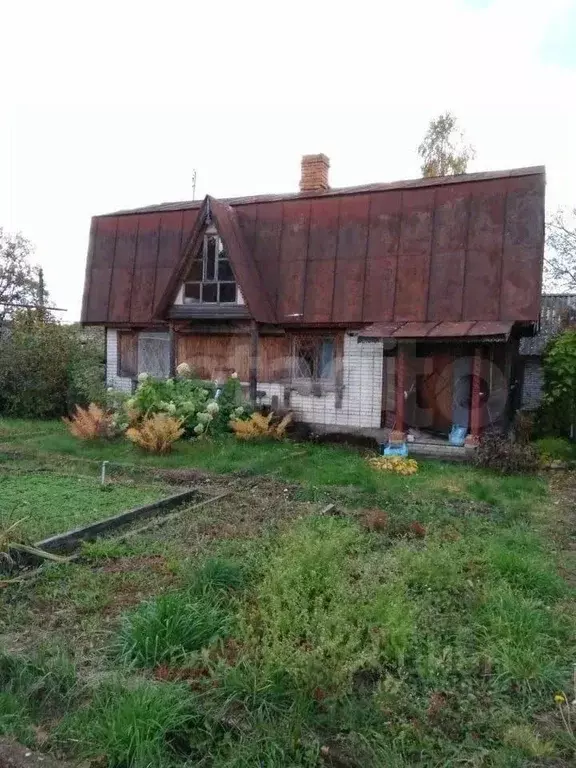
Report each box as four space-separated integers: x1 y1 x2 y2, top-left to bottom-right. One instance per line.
105 329 135 393
258 334 384 429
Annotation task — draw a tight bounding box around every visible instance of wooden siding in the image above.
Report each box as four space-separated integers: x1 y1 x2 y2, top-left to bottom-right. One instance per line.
177 333 291 382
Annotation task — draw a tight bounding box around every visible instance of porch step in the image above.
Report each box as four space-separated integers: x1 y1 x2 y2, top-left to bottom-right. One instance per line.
408 442 475 462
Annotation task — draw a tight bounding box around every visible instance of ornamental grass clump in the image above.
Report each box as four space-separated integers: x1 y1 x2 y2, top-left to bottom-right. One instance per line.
63 403 115 440
126 413 184 454
230 411 292 440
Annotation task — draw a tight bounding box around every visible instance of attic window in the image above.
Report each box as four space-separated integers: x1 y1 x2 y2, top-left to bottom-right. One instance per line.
184 231 237 304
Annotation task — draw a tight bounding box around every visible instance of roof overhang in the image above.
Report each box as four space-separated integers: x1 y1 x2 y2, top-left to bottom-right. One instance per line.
358 320 514 342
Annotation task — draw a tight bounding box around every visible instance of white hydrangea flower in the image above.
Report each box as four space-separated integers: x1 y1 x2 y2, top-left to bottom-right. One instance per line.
230 371 238 379
234 406 244 416
176 362 192 376
166 378 175 386
107 386 114 392
194 423 204 434
206 401 219 414
197 411 211 423
167 402 177 415
138 372 149 382
126 398 136 408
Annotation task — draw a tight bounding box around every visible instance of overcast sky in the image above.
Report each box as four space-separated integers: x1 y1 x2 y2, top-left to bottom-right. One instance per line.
1 0 575 320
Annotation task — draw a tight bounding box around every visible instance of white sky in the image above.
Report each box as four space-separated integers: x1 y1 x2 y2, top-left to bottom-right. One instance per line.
0 0 575 320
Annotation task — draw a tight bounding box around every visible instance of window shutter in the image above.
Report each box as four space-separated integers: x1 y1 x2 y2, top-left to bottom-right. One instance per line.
117 331 138 378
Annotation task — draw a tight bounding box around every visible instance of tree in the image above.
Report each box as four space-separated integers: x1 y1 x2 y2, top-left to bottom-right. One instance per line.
418 111 475 178
0 228 47 324
545 207 576 291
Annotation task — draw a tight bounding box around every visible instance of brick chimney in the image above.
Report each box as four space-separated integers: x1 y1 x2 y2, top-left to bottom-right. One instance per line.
300 153 330 192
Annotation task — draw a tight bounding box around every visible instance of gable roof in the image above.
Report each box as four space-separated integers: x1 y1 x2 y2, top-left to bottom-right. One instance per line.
81 165 545 327
155 196 276 323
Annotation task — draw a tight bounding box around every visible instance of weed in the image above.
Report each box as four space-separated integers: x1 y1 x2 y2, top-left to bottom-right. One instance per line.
0 691 34 743
0 648 77 718
55 680 199 768
118 589 231 667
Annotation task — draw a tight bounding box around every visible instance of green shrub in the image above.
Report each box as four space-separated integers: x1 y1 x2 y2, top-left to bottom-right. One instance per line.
534 436 576 461
118 590 231 667
55 680 199 768
537 329 576 437
474 432 539 474
0 316 104 418
116 373 249 438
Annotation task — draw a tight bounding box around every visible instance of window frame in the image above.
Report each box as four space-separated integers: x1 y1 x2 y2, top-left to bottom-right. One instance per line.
183 232 237 305
292 335 336 383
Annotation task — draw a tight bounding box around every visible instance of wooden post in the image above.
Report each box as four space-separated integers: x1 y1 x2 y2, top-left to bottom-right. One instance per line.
249 320 259 406
466 346 482 446
393 343 406 438
169 323 177 377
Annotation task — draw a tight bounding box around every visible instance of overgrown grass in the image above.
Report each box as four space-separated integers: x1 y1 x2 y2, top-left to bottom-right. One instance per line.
55 680 199 768
1 419 574 766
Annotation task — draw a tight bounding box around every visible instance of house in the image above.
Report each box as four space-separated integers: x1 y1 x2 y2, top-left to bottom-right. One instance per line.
520 293 576 410
81 155 545 446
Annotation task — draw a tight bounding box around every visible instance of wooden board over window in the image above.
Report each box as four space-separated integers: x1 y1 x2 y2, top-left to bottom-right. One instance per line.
117 331 138 378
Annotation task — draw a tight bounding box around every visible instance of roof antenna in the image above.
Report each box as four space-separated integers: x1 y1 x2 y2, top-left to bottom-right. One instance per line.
192 169 197 201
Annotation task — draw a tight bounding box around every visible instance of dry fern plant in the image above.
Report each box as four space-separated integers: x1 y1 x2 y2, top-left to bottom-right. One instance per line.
126 413 184 453
63 403 115 440
230 411 292 440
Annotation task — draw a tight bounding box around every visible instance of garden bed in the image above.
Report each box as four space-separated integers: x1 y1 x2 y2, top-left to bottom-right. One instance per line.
0 468 174 542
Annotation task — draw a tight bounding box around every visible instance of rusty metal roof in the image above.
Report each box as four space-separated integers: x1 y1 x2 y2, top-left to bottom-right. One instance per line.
81 166 545 327
359 320 513 340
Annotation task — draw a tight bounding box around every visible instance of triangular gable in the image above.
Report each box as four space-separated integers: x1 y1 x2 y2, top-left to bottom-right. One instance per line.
154 195 276 323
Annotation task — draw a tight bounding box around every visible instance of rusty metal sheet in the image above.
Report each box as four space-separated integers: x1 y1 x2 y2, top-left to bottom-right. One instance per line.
130 214 161 323
395 188 434 321
363 190 402 322
235 204 259 259
359 322 404 338
304 197 340 322
277 199 311 320
428 321 475 337
392 322 438 337
80 218 98 323
108 215 140 323
332 194 371 323
253 201 283 308
153 210 187 310
427 251 466 322
467 321 513 337
462 180 507 321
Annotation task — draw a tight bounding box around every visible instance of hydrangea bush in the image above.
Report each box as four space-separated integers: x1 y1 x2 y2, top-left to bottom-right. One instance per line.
109 371 249 439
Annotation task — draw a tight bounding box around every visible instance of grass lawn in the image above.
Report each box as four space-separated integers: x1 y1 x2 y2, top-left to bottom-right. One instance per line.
1 419 575 766
0 471 170 541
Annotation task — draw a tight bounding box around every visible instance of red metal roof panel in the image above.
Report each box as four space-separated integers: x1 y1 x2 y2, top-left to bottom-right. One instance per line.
82 167 545 328
428 321 476 337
